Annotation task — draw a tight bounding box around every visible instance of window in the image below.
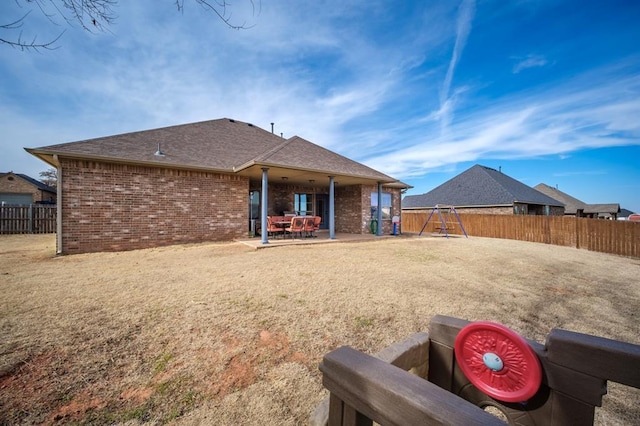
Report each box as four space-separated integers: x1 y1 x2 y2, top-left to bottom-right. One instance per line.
294 193 313 215
249 191 260 220
371 192 392 220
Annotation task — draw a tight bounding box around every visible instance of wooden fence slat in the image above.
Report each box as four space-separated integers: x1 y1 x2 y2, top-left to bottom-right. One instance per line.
401 212 640 259
0 205 56 234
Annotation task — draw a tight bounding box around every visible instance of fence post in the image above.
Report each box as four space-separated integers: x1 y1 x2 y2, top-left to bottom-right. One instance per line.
29 204 34 234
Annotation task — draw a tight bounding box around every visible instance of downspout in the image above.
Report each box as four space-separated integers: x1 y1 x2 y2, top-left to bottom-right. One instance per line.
376 182 383 236
54 155 62 255
261 168 269 244
329 176 336 239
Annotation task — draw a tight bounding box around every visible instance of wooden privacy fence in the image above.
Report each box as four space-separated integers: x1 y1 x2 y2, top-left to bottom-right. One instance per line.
0 205 57 234
401 212 640 258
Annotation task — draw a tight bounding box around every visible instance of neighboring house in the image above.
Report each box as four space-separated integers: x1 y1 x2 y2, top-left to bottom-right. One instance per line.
402 164 565 215
583 204 621 220
0 172 56 205
26 118 409 254
534 184 621 219
618 208 636 221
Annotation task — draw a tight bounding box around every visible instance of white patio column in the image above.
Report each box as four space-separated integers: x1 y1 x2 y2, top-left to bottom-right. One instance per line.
261 168 269 244
377 182 383 236
329 176 336 240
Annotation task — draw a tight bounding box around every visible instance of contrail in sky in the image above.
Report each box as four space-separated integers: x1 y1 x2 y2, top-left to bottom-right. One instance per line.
439 0 476 136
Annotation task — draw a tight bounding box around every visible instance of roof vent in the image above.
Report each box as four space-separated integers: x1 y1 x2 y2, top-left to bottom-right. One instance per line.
247 123 253 127
154 143 165 157
229 119 235 123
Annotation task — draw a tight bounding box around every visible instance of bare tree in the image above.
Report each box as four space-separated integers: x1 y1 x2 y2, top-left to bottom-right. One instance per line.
39 167 57 188
2 0 258 51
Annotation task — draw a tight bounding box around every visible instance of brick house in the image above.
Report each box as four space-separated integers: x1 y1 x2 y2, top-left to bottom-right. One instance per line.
534 183 621 219
0 172 56 205
402 164 565 215
26 118 408 254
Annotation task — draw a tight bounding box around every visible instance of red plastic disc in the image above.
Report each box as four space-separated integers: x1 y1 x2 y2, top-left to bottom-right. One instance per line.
454 321 542 403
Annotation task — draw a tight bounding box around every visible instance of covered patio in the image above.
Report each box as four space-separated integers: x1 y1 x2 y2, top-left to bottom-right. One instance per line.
236 229 405 249
237 136 410 245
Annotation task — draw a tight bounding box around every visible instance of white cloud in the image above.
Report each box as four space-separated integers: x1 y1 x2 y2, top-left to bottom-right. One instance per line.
364 63 640 178
513 54 549 73
441 0 476 103
432 0 476 140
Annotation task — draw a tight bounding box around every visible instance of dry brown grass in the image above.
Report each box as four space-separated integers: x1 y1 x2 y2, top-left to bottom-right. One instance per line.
0 234 639 425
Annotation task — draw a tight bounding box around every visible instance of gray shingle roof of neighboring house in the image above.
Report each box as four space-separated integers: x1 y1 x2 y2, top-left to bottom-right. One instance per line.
534 184 621 216
619 208 635 217
26 118 408 187
403 164 564 209
534 183 586 215
583 204 620 215
16 174 56 193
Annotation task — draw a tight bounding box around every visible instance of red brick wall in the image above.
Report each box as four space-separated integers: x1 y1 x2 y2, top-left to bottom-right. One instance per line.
60 159 248 254
335 185 363 233
335 185 402 234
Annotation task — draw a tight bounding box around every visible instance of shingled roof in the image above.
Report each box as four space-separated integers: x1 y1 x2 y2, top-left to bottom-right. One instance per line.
26 118 406 187
534 184 621 216
403 164 564 209
534 184 586 214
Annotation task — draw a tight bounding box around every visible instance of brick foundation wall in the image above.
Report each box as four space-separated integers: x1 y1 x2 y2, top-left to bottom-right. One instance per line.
403 204 564 216
60 159 248 254
550 206 565 216
455 206 513 215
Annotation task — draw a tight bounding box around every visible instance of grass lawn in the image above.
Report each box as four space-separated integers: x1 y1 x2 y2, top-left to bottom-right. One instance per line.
0 234 639 425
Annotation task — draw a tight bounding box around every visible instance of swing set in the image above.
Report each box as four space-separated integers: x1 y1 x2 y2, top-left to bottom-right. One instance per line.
418 205 468 238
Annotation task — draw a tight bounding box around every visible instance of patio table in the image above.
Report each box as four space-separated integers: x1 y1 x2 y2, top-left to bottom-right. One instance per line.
274 220 291 238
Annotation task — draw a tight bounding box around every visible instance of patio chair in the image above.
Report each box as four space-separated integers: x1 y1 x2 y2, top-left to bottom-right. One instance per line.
266 216 283 239
313 216 321 233
303 216 316 237
285 216 305 239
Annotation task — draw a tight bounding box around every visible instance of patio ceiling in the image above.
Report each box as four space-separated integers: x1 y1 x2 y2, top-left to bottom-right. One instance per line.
236 164 397 187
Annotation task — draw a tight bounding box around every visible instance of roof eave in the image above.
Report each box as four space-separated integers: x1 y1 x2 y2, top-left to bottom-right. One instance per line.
25 149 234 174
402 203 514 210
514 199 565 207
24 148 61 169
243 161 400 184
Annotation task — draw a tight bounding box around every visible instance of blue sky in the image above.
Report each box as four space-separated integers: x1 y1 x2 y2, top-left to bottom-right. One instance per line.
1 0 639 213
